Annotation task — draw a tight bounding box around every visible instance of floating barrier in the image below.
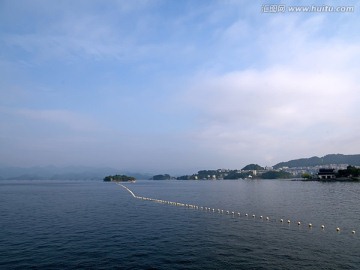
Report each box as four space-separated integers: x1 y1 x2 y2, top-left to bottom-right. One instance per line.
117 183 357 236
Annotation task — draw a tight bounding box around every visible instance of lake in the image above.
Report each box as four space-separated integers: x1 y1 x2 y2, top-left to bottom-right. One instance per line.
1 180 359 269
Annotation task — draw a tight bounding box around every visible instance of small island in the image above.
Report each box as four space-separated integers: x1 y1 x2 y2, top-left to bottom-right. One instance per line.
103 174 136 182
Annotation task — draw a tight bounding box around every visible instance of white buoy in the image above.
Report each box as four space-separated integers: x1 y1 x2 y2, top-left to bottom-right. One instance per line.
280 219 283 223
266 217 269 221
260 216 263 219
352 230 356 234
287 220 291 224
321 225 325 229
308 223 312 228
237 212 240 216
252 214 255 218
297 221 301 226
245 213 248 217
336 227 340 232
232 211 235 215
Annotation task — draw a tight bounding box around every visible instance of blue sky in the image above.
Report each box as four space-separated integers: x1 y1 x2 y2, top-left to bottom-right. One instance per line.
1 0 360 174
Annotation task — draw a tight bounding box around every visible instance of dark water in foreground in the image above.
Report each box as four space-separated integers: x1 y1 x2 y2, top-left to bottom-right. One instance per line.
1 180 359 269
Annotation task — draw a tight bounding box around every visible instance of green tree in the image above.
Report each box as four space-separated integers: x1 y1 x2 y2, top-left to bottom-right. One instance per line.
301 173 312 179
261 171 293 179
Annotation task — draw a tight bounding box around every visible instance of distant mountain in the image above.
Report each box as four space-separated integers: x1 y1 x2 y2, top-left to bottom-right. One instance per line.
0 166 152 180
273 154 360 169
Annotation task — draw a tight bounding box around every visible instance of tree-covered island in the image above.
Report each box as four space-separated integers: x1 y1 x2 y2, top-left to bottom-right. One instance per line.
150 174 171 180
103 175 136 182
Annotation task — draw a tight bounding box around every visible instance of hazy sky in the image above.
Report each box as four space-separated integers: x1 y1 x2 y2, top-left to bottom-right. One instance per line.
1 0 359 173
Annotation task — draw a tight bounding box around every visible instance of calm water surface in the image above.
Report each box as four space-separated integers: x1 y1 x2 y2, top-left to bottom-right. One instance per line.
1 180 359 269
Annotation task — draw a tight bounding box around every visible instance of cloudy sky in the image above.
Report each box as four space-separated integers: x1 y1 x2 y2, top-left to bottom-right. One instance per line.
1 0 359 173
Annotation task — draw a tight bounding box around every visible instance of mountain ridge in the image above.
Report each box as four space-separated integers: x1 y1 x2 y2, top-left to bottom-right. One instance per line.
273 154 360 169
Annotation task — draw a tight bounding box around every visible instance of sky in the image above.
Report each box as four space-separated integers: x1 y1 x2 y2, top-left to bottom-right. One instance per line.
1 0 360 174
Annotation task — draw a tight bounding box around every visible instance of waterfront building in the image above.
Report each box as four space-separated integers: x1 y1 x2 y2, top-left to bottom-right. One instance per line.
317 168 336 179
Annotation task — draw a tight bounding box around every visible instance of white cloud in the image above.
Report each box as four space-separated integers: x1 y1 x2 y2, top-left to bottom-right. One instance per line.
183 15 360 166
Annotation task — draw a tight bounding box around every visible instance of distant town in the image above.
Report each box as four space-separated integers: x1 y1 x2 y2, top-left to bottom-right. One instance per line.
149 154 360 181
150 164 359 181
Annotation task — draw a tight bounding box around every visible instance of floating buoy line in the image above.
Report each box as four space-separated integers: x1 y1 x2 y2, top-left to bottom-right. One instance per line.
117 183 356 236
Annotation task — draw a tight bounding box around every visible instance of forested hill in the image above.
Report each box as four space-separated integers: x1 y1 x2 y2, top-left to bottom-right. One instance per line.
273 154 360 169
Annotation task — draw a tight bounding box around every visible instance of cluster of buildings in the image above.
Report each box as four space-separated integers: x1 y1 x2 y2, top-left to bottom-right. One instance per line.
278 164 349 179
175 164 359 180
